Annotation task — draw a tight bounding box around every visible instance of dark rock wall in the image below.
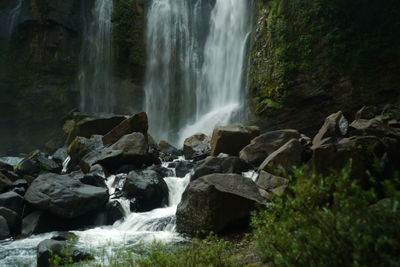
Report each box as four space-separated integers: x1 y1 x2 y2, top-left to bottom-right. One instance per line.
249 0 400 137
0 0 87 155
0 0 146 155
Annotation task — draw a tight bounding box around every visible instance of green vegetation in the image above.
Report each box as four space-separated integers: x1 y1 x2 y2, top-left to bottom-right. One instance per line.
249 0 400 115
252 164 400 266
112 0 146 74
53 163 400 267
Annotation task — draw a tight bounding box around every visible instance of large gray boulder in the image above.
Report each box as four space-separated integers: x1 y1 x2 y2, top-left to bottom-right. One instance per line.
191 156 252 181
0 191 24 215
259 139 306 176
122 170 169 212
25 173 109 218
312 111 348 146
176 174 265 236
112 132 148 156
183 133 211 160
102 112 148 145
211 126 260 156
240 129 301 166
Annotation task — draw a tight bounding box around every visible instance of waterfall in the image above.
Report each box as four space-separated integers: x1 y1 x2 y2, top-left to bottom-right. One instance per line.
144 0 252 145
79 0 115 114
6 0 24 39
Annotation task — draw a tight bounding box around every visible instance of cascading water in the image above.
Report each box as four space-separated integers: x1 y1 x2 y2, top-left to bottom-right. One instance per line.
79 0 115 114
144 0 252 145
0 159 191 266
6 0 24 39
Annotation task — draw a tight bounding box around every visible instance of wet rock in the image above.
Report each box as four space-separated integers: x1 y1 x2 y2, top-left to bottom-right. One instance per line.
79 173 107 188
0 216 10 240
51 148 69 165
147 165 174 178
91 201 125 226
211 125 260 156
51 232 78 241
0 174 12 193
240 129 301 166
25 172 109 218
0 207 20 235
312 111 348 146
112 132 148 156
15 151 61 177
102 112 148 145
191 156 252 181
0 169 20 182
65 114 127 145
80 147 123 173
170 161 194 178
67 136 103 164
123 170 169 212
159 141 182 157
37 239 93 267
0 191 24 216
11 179 29 189
259 139 306 176
256 171 288 197
183 133 211 160
176 173 266 236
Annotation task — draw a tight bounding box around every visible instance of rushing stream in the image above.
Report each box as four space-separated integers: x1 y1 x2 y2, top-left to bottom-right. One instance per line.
0 159 191 266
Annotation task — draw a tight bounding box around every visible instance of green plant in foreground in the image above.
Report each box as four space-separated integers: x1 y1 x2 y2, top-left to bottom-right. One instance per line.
252 165 400 267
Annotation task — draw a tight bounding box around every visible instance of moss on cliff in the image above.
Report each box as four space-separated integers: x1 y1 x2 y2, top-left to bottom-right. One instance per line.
249 0 400 130
112 0 146 79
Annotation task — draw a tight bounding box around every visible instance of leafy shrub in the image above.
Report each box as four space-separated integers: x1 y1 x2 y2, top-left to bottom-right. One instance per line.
252 165 400 267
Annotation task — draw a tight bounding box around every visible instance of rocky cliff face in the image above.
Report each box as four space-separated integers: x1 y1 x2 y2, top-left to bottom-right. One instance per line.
0 0 86 155
249 0 400 136
0 0 146 155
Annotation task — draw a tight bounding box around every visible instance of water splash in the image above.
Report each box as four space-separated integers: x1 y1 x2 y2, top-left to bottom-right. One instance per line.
79 0 115 114
144 0 252 145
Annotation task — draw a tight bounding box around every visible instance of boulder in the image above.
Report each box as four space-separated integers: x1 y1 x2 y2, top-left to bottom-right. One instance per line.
159 141 182 157
239 129 301 166
312 111 348 146
0 157 23 170
0 216 10 240
176 174 266 235
348 118 400 139
15 151 61 177
37 239 93 267
122 170 169 212
0 207 21 235
256 171 289 197
168 161 194 178
102 112 148 145
67 136 103 164
90 201 125 226
191 156 252 181
80 148 123 173
0 169 20 182
51 148 69 165
259 139 306 176
210 126 260 156
0 174 12 193
146 165 175 178
112 132 148 156
65 113 127 145
355 106 379 120
25 172 109 218
183 133 211 160
309 136 387 178
0 191 24 215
